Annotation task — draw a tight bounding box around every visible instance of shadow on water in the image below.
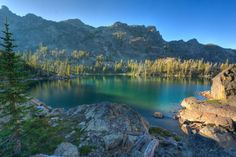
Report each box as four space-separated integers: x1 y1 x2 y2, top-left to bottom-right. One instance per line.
29 76 211 134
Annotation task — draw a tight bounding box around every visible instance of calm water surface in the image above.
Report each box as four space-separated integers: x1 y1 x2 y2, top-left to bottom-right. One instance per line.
30 76 210 133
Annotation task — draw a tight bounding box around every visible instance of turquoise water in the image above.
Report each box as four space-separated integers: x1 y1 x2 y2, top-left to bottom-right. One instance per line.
30 76 210 133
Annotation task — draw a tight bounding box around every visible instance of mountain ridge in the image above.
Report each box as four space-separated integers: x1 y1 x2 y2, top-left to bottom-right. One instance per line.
0 5 235 62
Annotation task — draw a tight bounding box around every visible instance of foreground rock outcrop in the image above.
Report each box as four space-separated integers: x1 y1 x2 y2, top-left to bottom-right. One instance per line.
65 103 156 156
28 103 188 157
179 97 236 147
178 66 236 151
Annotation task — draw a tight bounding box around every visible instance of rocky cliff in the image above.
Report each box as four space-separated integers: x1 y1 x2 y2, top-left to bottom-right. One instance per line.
0 5 236 62
211 65 236 103
178 66 236 153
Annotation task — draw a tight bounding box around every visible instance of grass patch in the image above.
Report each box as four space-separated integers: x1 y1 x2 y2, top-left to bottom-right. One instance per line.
20 117 65 156
203 99 223 105
149 127 172 137
79 145 96 156
173 135 181 142
149 127 181 142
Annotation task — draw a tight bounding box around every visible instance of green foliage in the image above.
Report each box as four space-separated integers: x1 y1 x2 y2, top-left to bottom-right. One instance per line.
0 117 65 156
203 99 223 105
149 127 181 142
21 44 234 78
149 127 172 137
0 19 31 156
21 118 64 156
79 145 96 156
72 50 89 60
173 136 181 142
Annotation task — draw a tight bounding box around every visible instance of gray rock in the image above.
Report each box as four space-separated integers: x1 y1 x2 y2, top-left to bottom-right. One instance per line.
54 142 79 157
65 103 150 156
31 154 60 157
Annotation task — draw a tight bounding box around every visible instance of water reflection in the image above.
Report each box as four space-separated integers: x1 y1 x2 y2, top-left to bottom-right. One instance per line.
30 76 210 113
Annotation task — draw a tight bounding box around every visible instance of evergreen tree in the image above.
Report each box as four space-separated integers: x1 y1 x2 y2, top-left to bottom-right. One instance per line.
0 19 30 156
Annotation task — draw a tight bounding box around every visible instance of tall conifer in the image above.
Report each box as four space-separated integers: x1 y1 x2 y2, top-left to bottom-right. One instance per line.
0 18 30 157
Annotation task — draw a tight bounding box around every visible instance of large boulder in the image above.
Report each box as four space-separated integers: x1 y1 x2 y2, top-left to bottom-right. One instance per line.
178 97 236 149
211 65 236 100
65 103 157 156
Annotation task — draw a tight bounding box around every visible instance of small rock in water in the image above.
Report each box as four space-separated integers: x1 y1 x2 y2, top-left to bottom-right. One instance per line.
153 112 164 119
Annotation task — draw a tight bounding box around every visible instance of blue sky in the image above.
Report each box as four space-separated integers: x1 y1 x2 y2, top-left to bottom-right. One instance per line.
0 0 235 49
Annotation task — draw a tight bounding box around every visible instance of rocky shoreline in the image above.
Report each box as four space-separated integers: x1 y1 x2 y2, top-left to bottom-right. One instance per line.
1 99 235 156
27 102 188 157
30 101 236 157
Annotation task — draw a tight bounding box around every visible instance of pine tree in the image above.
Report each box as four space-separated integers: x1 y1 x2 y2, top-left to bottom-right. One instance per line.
0 19 30 156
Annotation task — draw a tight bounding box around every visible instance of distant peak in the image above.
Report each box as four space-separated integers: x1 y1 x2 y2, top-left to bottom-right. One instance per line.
1 5 9 11
25 13 37 17
23 13 43 20
64 19 84 25
0 5 12 14
112 22 128 27
147 26 157 32
66 19 83 22
187 38 199 44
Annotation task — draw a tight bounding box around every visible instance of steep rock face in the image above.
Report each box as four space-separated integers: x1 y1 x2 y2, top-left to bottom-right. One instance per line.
211 65 236 101
0 5 236 62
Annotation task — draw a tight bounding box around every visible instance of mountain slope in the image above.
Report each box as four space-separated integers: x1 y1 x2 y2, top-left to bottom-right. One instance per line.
0 5 235 62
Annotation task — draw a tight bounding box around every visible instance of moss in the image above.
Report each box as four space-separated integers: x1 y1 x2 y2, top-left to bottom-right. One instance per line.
149 127 181 142
173 135 181 142
203 99 223 105
149 127 172 137
71 128 82 146
79 145 96 156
